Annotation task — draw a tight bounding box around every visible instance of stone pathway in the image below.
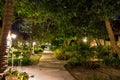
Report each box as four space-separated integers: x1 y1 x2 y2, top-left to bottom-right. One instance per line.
15 52 75 80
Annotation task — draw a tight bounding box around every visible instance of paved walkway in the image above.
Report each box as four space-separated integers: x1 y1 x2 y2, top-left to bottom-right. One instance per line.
15 52 75 80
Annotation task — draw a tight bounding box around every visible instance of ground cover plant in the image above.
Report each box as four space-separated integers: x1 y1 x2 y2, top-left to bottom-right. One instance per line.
5 68 29 80
8 47 42 66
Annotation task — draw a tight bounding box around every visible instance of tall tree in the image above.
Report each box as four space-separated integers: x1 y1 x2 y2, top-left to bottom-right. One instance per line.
0 0 119 57
0 0 14 78
90 0 120 57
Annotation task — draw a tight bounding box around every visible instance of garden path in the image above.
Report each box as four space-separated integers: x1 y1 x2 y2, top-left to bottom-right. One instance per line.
15 51 75 80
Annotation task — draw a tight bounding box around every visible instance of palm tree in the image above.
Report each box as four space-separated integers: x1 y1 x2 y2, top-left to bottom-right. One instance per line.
105 17 120 57
0 0 14 79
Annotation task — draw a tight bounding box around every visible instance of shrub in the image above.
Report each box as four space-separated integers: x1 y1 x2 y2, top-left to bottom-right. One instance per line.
67 57 78 67
54 48 73 60
66 49 101 69
67 57 85 67
103 57 120 69
21 57 31 66
54 48 65 60
76 42 94 59
50 45 58 51
96 46 113 59
8 58 19 66
85 74 106 80
29 54 41 65
34 48 43 54
85 74 120 80
41 45 46 49
84 61 100 70
64 52 73 59
6 68 29 80
65 45 76 52
13 51 21 57
8 54 41 66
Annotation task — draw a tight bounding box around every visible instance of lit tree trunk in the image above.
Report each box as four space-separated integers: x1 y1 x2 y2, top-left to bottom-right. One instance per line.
30 21 34 55
0 0 14 78
105 17 120 57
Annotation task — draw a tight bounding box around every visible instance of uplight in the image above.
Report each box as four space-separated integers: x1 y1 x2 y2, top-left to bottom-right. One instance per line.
83 37 87 43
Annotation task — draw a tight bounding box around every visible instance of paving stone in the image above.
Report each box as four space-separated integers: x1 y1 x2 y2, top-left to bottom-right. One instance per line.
14 51 76 80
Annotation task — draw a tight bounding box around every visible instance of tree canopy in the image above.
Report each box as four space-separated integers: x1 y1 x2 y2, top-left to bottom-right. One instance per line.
0 0 120 45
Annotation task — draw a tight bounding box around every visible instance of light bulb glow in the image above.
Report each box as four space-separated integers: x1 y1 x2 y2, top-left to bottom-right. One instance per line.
33 42 36 45
83 37 87 43
11 34 16 39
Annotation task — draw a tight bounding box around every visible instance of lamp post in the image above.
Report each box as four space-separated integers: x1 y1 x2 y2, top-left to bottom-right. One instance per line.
11 34 16 39
7 33 16 70
11 34 16 70
32 42 36 54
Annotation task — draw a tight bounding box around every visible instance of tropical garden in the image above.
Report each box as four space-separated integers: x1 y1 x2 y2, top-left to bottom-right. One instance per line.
0 0 120 80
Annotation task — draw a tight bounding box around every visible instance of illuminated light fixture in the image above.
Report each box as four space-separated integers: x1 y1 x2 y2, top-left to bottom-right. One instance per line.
91 40 97 46
7 33 17 48
83 37 87 43
6 33 16 52
7 33 12 48
94 43 97 46
11 34 16 39
33 42 36 45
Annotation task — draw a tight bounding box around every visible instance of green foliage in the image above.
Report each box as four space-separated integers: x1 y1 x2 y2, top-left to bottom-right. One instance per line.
53 47 72 60
6 68 29 80
51 36 64 51
85 74 106 80
1 0 120 43
89 46 114 59
85 74 120 80
84 61 100 70
53 48 65 60
67 57 86 67
40 45 46 50
7 68 18 76
13 51 21 57
21 57 30 66
51 45 58 51
34 48 43 54
65 46 74 52
8 58 19 66
64 52 73 59
8 42 42 66
32 18 59 43
8 56 30 66
0 0 5 18
103 57 120 69
66 41 102 69
67 53 100 69
67 57 78 66
65 43 77 52
76 41 94 59
29 54 41 65
8 54 41 66
51 36 64 47
89 21 108 39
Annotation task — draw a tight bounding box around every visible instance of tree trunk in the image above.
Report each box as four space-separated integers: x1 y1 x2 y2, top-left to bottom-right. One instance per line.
105 17 120 57
0 0 14 78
